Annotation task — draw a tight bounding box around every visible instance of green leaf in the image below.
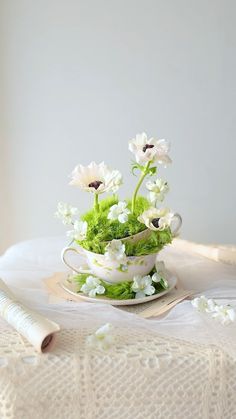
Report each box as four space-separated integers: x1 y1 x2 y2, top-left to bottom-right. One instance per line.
147 166 157 176
131 162 145 176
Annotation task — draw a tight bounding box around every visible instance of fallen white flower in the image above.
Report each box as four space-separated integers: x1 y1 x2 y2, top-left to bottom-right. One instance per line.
55 202 78 225
192 295 235 325
87 323 114 350
212 304 235 325
69 161 122 194
67 220 88 241
191 295 212 313
80 276 105 298
107 201 131 224
131 275 155 299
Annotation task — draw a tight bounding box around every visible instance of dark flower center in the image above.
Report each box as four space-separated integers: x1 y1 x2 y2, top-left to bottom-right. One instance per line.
152 218 160 228
88 180 103 190
143 144 154 153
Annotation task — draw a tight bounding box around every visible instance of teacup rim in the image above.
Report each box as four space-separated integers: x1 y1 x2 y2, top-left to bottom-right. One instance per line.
80 245 157 260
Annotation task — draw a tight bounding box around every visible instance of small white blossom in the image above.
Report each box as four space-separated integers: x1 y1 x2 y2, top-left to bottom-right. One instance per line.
69 161 122 194
146 179 169 205
131 275 155 299
129 132 171 165
55 202 78 225
212 305 235 325
86 323 114 350
152 261 169 288
104 240 127 263
191 296 212 313
67 220 88 241
80 276 105 298
192 295 235 325
107 201 131 224
138 207 174 231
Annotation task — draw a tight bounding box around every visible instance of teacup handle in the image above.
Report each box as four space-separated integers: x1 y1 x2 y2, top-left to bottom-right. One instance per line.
61 246 93 274
170 213 182 237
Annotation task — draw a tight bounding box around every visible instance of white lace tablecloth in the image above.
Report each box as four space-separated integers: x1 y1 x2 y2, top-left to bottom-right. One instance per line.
0 237 236 419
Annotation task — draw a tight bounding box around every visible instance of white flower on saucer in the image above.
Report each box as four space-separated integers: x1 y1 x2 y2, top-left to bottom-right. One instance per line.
138 207 174 231
131 275 155 299
81 276 105 298
107 201 131 224
67 220 88 241
146 179 169 205
55 202 78 225
212 304 235 325
104 240 126 263
152 261 169 288
86 323 114 350
69 161 122 194
129 132 172 165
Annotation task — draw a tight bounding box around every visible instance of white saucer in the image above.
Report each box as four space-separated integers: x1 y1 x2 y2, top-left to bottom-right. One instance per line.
61 275 177 306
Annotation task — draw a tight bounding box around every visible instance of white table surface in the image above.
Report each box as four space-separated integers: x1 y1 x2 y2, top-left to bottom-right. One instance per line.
0 237 236 419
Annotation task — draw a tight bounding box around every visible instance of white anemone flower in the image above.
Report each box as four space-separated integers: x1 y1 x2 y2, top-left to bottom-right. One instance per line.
55 202 78 225
212 305 235 325
104 240 126 263
67 220 87 241
131 275 155 299
69 161 122 194
146 179 169 205
86 323 114 350
138 207 174 231
107 201 131 224
129 132 172 165
80 276 105 298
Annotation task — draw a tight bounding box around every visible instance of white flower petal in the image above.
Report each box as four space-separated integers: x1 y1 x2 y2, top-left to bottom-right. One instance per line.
96 285 105 295
144 285 155 296
129 133 171 164
135 291 146 299
152 272 161 283
138 207 174 231
89 289 97 298
55 202 78 225
104 240 127 264
87 323 114 350
67 220 87 241
107 201 130 224
69 162 122 195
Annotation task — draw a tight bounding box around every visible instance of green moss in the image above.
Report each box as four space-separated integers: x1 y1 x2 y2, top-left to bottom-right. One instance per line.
80 195 149 242
76 195 172 256
125 229 172 256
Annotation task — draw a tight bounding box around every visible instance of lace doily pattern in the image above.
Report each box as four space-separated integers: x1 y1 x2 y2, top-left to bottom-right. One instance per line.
0 328 235 419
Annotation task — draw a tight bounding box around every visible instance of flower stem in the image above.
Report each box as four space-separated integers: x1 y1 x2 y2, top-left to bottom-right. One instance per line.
94 193 100 212
131 161 151 213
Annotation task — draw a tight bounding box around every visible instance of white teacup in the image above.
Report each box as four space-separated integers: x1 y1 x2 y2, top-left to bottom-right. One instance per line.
62 247 158 284
61 214 182 284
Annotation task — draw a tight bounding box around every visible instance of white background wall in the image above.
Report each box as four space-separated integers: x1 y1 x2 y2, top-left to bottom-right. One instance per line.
1 0 236 254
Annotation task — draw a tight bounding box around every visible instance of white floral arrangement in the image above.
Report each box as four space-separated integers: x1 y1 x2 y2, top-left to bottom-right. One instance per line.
56 132 181 300
192 296 235 325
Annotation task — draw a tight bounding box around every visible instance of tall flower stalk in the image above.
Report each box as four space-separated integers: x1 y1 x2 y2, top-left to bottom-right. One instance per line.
131 161 151 213
94 193 100 212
